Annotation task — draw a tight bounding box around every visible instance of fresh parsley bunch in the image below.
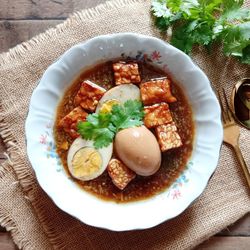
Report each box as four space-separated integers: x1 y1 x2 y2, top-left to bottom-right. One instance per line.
151 0 250 64
77 100 144 149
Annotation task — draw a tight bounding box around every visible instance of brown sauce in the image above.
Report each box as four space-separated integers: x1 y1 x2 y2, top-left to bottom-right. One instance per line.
54 61 194 203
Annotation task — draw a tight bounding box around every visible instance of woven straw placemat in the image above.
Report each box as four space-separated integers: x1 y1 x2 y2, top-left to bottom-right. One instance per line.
0 0 249 249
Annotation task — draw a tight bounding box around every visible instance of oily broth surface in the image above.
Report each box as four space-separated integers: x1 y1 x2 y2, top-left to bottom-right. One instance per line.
54 61 194 203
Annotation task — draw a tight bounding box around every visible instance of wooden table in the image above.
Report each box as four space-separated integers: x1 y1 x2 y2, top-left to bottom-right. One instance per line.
0 1 249 249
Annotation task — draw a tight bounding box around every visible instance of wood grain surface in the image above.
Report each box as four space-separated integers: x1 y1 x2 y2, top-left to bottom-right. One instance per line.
0 0 249 249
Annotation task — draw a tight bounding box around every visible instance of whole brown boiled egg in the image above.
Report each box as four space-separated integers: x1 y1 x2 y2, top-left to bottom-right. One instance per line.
114 126 161 176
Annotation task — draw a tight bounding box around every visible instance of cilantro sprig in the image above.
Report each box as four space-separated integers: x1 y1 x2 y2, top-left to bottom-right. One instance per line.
77 100 144 149
111 100 144 132
77 113 116 148
151 0 250 64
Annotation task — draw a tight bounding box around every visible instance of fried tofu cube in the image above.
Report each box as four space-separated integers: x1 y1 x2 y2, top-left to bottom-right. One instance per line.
74 80 106 112
107 159 136 190
140 78 177 105
58 106 88 139
144 103 173 128
155 122 182 152
113 61 141 85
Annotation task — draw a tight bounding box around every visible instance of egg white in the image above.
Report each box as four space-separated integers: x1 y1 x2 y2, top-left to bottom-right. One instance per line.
95 84 141 113
67 137 113 181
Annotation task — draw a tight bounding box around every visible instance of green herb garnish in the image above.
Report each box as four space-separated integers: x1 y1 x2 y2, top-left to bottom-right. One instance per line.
77 100 144 149
151 0 250 64
110 99 144 132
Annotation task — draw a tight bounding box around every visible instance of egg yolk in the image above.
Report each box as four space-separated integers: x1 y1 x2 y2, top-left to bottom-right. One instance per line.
72 147 102 177
99 99 120 113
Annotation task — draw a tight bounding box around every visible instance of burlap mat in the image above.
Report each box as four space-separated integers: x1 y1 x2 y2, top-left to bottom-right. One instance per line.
0 0 249 249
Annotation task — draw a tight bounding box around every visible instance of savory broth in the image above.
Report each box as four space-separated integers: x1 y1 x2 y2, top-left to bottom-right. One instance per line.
54 61 194 203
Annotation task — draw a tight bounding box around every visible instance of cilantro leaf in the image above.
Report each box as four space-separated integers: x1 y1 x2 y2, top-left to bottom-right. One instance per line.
151 0 250 64
171 24 195 54
123 100 144 120
87 112 112 128
77 100 144 149
171 20 214 53
77 113 115 149
111 100 144 131
220 22 250 59
92 128 114 148
152 0 173 18
154 16 172 31
241 45 250 64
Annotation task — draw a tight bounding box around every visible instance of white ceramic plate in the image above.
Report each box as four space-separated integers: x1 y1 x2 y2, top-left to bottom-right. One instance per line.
25 33 223 231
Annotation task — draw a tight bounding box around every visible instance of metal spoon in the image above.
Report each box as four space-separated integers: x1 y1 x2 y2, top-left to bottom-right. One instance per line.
231 78 250 129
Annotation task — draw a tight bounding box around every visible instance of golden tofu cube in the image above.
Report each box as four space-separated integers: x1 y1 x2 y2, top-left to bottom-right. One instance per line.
58 106 88 139
155 122 183 152
144 103 173 128
140 78 177 105
113 61 141 85
107 159 136 190
74 80 106 112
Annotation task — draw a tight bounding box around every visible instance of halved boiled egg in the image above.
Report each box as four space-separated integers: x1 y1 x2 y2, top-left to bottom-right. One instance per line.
99 99 120 113
95 84 140 113
67 137 113 181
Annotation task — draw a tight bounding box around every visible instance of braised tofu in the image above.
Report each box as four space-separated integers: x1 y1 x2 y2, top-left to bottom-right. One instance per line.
74 80 106 112
113 61 141 85
107 159 136 190
155 122 182 152
140 78 177 105
144 103 173 128
58 106 88 139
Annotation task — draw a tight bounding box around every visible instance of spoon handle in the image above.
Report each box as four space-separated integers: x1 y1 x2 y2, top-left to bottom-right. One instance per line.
233 144 250 189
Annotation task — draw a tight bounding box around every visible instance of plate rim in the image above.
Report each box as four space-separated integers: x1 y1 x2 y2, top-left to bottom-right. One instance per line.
25 32 223 231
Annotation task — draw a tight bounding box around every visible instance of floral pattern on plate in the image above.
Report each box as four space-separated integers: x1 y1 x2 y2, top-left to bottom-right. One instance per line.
167 162 193 200
39 122 62 170
122 50 163 63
